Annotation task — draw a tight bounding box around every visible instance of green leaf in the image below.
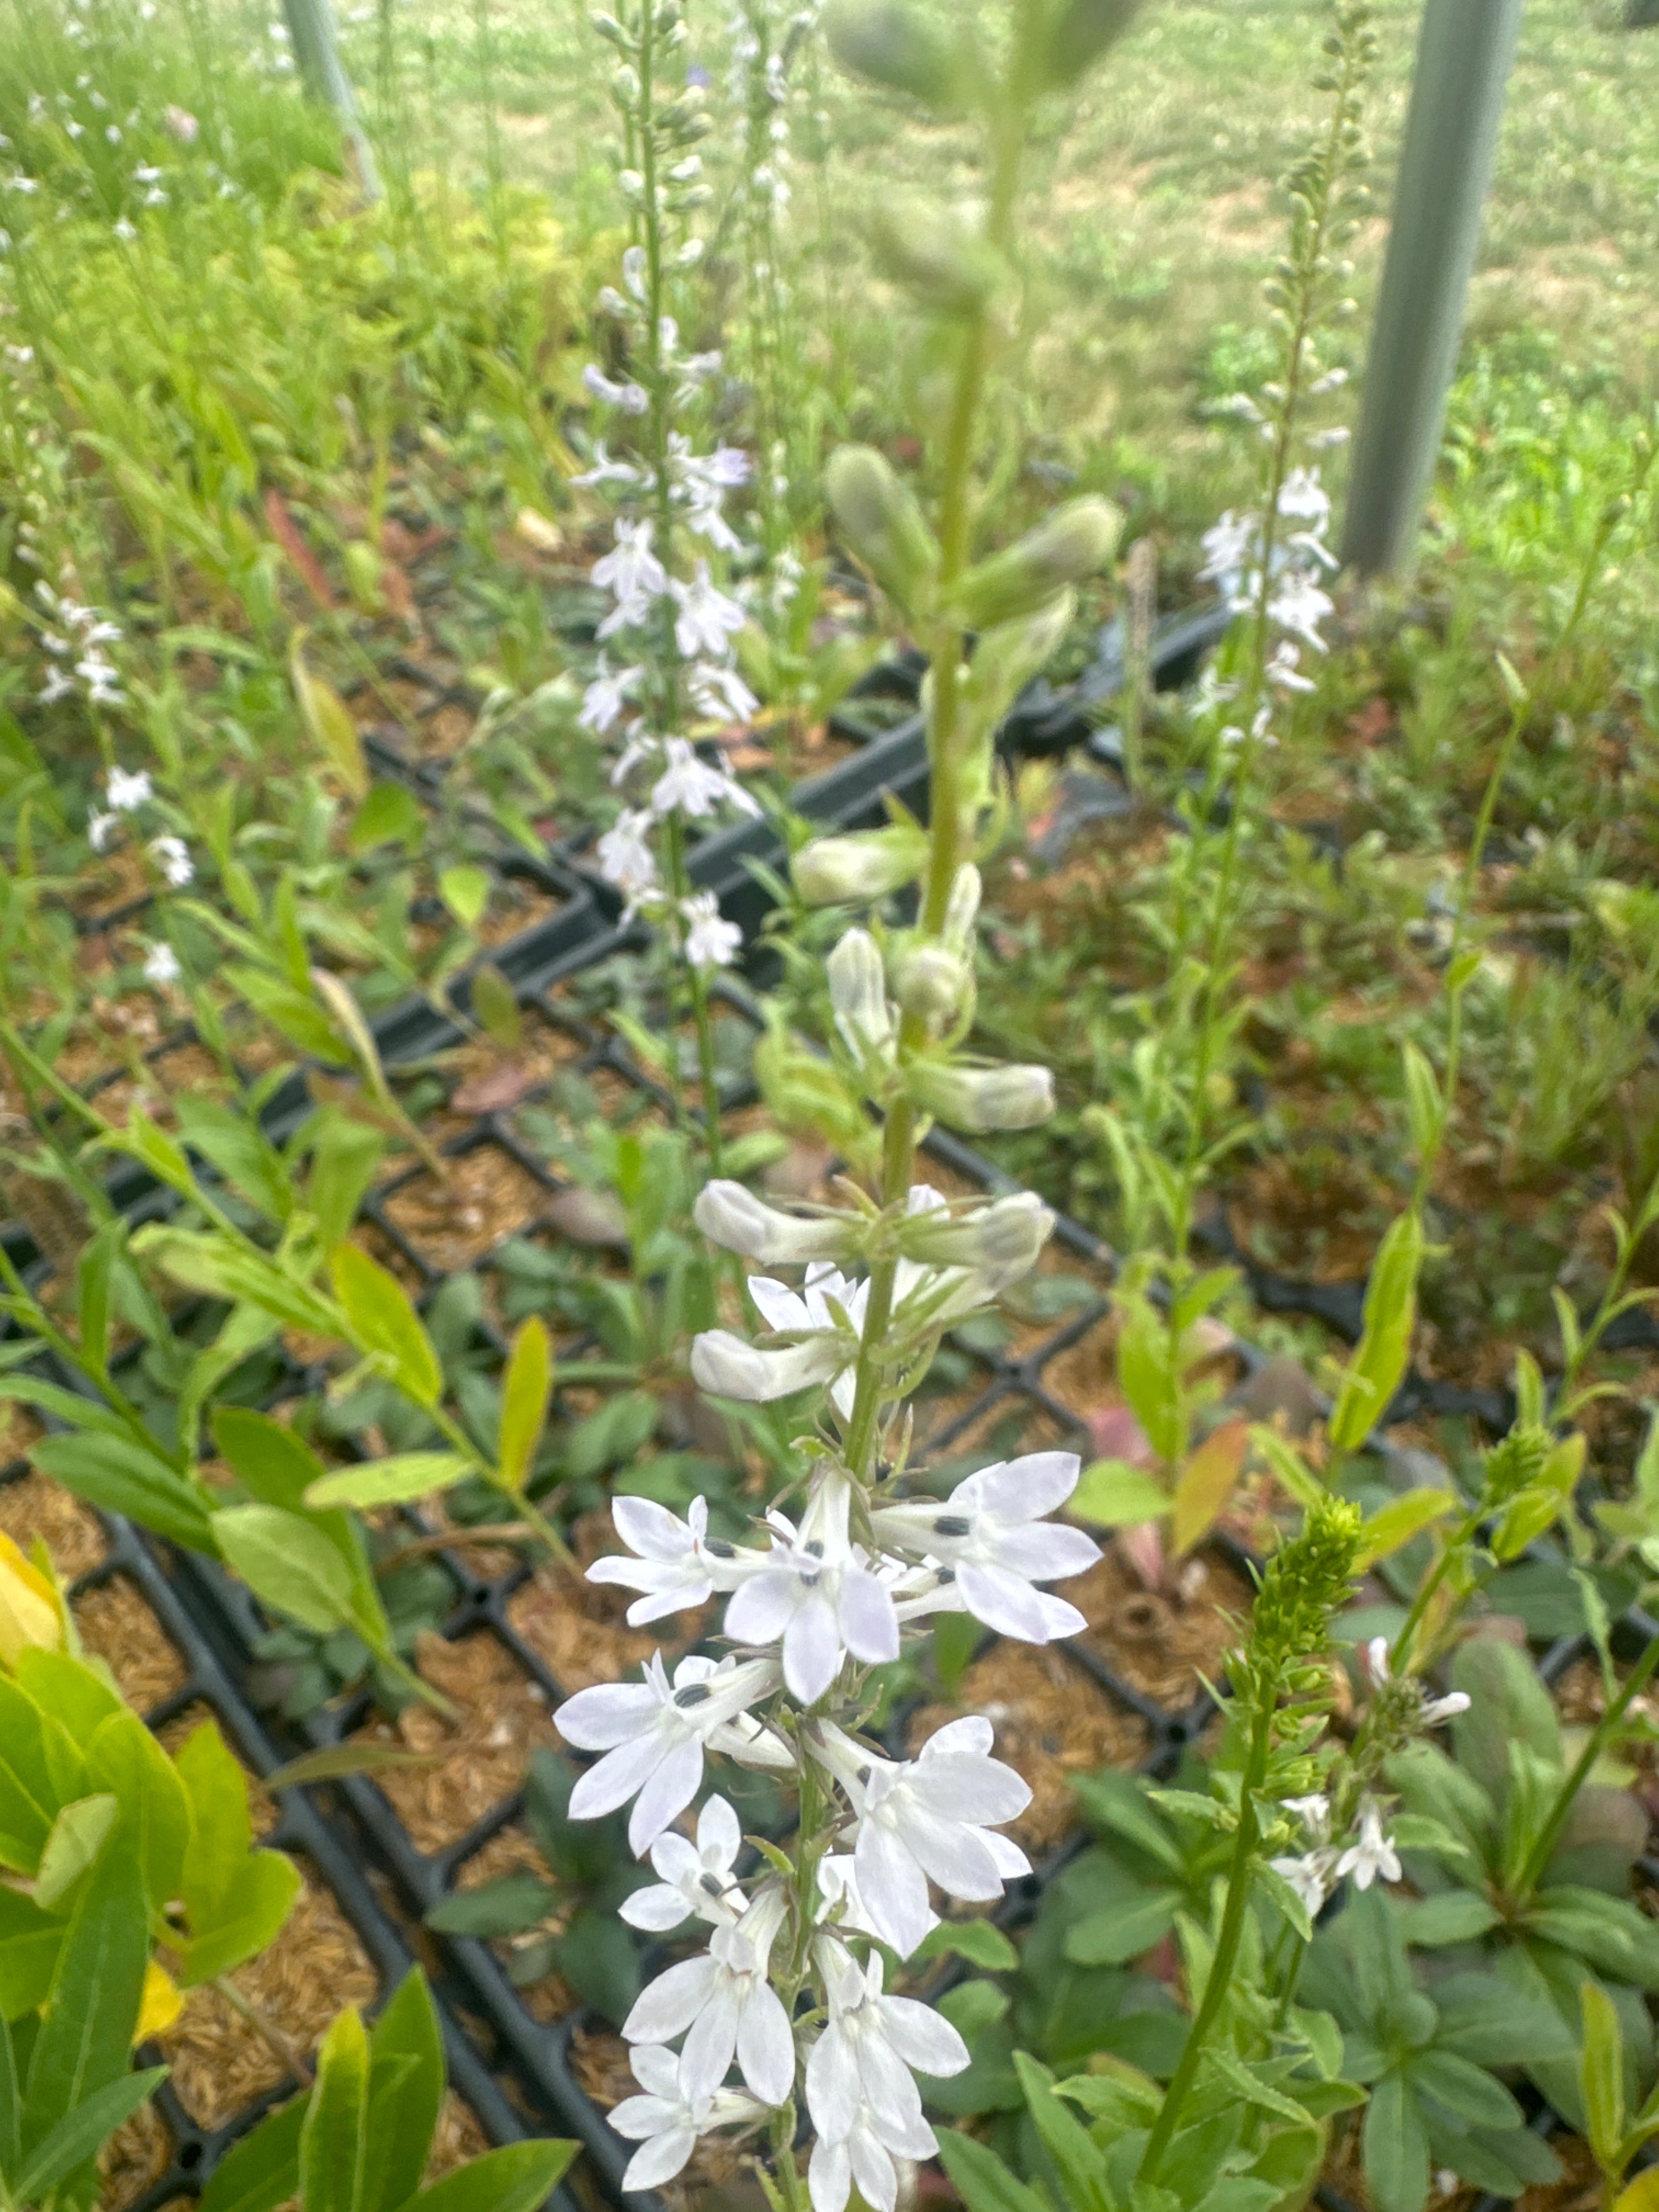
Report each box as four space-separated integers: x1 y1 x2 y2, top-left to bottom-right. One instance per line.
391 2140 579 2212
1394 1892 1500 1947
0 1885 63 2020
0 1673 77 1874
1069 1459 1170 1528
75 1222 121 1379
497 1318 552 1495
1449 1639 1562 1811
1408 2049 1520 2129
306 1110 386 1255
0 2005 18 2174
1329 1209 1423 1452
936 2121 1057 2212
12 2066 168 2203
1207 2046 1321 2131
180 1850 302 1987
1171 1419 1248 1554
33 1795 119 1912
350 782 425 856
1363 2070 1431 2212
438 866 490 931
302 2006 371 2212
912 1918 1019 1971
132 1223 341 1337
292 634 369 800
20 1842 148 2176
263 1743 440 1791
199 2092 309 2212
1116 1291 1184 1464
214 1503 357 1635
1529 1891 1659 1987
1064 1888 1178 1966
426 1874 558 1940
302 1453 473 1510
1580 1979 1626 2172
1014 2050 1112 2212
1250 1858 1314 1943
551 1907 643 2027
468 963 521 1051
1356 1488 1458 1569
1069 1771 1185 1871
364 1970 444 2212
213 1407 327 1513
333 1246 443 1410
32 1431 218 1555
175 1721 253 1932
83 1708 190 1917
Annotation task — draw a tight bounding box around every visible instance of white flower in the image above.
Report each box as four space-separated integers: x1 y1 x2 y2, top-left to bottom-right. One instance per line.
651 736 758 820
555 1651 787 1853
670 562 747 659
1336 1801 1402 1893
1198 510 1259 604
1276 466 1330 528
692 1262 862 1408
593 518 667 616
610 2044 770 2192
579 657 642 735
87 808 115 851
163 105 198 142
805 1943 967 2212
693 1180 859 1268
826 928 893 1063
894 1189 1052 1277
815 1855 887 1943
1363 1637 1470 1728
38 668 75 707
682 889 742 970
622 1887 794 2104
596 808 659 910
620 1794 746 1932
1267 571 1334 653
582 363 650 414
571 442 643 489
907 1059 1055 1132
586 1493 765 1626
1269 1849 1338 1916
1266 639 1316 695
811 1717 1031 1956
142 942 181 988
106 766 153 811
872 1450 1099 1644
689 660 759 725
149 834 193 887
112 218 136 241
1282 1793 1332 1844
724 1471 900 1705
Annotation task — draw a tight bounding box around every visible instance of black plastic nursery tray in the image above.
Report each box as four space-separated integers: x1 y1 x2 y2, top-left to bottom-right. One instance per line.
0 1464 584 2212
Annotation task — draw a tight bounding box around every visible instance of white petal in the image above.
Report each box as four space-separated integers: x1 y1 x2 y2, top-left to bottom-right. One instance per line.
805 2022 860 2142
611 1494 693 1561
809 2136 851 2212
725 1571 801 1646
911 1751 1031 1825
680 1978 741 2101
850 2126 901 2211
555 1679 658 1750
837 1569 900 1665
896 1804 1006 1901
628 1733 706 1853
749 1277 810 1332
998 1523 1102 1580
610 2092 681 2140
858 2032 928 2142
985 1830 1033 1880
622 2125 698 2191
785 1591 845 1705
878 1994 970 2077
568 1731 667 1820
921 1715 994 1759
631 2045 683 2100
737 1979 797 2105
855 1820 933 1956
956 1562 1064 1643
699 1794 742 1865
651 1832 703 1886
974 1450 1080 1520
624 1955 719 2044
620 1883 696 1931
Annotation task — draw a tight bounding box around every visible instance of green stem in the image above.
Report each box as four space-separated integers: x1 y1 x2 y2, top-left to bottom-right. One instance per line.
1514 1626 1659 1900
1139 1701 1275 2185
1388 1506 1480 1675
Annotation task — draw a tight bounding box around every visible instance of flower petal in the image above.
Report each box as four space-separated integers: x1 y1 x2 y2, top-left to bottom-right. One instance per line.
878 1993 970 2077
622 2125 698 2191
737 1979 797 2106
569 1730 667 1820
784 1590 845 1705
628 1732 706 1854
837 1568 900 1666
623 1955 719 2044
554 1679 658 1750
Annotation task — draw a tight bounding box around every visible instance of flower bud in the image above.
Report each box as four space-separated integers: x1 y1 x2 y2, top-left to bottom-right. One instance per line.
873 197 1001 320
695 1181 861 1266
909 1059 1056 1131
827 927 895 1063
891 941 968 1023
943 863 981 949
1039 0 1142 86
823 0 970 112
792 825 927 907
896 1189 1054 1277
825 445 940 615
691 1328 847 1402
960 594 1076 744
0 1532 64 1666
945 498 1122 631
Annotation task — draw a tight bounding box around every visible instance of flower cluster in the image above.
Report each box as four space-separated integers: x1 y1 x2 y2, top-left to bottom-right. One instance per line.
34 579 125 710
578 0 761 977
558 1426 1099 2203
1198 463 1339 706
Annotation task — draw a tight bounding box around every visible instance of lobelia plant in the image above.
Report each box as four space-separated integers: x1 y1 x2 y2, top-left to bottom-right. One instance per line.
579 0 765 1169
531 1 1163 2202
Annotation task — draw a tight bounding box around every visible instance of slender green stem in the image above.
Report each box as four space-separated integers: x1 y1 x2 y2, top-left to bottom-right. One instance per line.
210 1972 314 2084
1515 1626 1659 1900
1388 1506 1480 1676
1139 1701 1275 2184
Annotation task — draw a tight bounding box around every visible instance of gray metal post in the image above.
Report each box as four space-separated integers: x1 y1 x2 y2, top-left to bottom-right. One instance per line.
1340 0 1523 575
280 0 381 201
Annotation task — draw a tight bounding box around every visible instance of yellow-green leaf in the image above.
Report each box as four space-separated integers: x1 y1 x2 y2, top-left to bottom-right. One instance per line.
1068 1460 1169 1529
1355 1487 1458 1570
290 633 368 799
497 1318 552 1495
302 1452 472 1511
332 1244 442 1409
1171 1418 1249 1555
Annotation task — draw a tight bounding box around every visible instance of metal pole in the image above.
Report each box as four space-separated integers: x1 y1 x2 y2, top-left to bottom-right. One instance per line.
280 0 382 201
1340 0 1523 575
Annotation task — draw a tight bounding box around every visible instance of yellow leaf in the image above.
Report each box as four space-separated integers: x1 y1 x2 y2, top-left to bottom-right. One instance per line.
137 1960 184 2041
1171 1419 1249 1555
0 1531 64 1666
1615 2172 1659 2212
